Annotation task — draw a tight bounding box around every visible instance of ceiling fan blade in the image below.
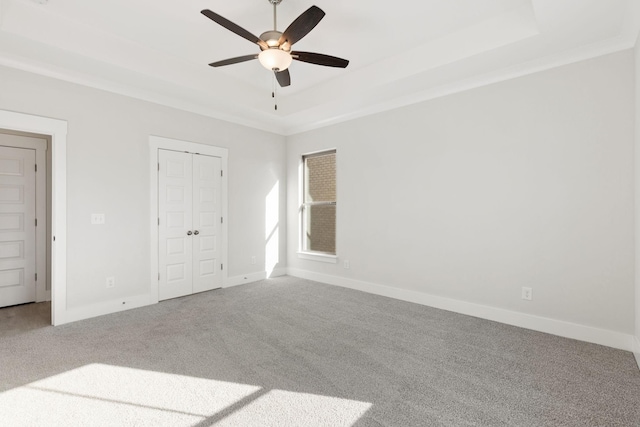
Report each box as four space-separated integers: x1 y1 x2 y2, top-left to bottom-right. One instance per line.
209 55 258 67
275 69 291 87
278 6 325 46
201 9 268 50
292 51 349 68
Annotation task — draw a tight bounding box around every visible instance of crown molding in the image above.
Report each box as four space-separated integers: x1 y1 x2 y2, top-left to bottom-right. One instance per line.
0 52 287 135
0 31 634 137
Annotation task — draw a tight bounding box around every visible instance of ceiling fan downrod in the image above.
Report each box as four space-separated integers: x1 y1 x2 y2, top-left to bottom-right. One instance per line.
268 0 283 31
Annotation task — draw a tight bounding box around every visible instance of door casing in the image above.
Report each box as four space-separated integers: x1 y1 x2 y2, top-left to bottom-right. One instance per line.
0 109 67 325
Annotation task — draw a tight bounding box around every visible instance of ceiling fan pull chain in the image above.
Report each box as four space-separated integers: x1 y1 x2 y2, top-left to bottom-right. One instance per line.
273 74 278 111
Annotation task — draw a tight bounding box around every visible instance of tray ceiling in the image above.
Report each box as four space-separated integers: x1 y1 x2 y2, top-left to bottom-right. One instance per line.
0 0 638 135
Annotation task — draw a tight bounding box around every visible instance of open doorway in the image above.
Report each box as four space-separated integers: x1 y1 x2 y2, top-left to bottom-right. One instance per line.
0 130 50 328
0 109 67 326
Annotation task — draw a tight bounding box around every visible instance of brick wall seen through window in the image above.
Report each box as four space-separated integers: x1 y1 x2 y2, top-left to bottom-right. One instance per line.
303 151 336 254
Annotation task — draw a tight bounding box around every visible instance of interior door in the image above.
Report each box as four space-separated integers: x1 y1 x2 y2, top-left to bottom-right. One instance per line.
0 146 36 308
158 150 222 301
158 150 193 300
192 154 222 293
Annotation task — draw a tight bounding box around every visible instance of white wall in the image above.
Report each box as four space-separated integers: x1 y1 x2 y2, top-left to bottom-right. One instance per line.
287 50 635 342
0 46 636 350
0 65 287 313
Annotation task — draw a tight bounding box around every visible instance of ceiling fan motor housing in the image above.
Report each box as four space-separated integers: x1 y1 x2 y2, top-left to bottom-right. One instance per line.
260 31 286 49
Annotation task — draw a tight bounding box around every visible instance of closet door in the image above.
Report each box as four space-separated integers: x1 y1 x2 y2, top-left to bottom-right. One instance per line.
158 150 193 301
192 154 222 293
158 150 223 301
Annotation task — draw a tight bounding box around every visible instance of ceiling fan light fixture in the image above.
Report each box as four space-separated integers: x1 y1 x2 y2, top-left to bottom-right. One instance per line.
258 48 292 71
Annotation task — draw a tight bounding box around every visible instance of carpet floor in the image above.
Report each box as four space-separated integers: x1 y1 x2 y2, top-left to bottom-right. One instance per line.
0 276 639 426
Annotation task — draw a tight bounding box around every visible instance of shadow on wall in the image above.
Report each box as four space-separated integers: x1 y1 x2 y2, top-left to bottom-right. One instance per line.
0 364 372 426
265 181 279 277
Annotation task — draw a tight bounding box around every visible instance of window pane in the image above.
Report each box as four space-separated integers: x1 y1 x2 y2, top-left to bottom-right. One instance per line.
305 204 336 253
304 153 336 203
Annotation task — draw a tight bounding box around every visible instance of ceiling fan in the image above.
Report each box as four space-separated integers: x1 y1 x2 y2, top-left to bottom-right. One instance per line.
201 0 349 88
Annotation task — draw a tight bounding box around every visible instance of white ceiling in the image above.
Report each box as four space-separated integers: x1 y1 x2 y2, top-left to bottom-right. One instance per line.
0 0 638 135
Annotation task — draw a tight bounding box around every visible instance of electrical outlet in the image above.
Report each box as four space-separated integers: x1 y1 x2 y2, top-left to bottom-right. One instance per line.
521 287 532 301
344 260 350 269
106 277 115 288
251 256 256 265
91 214 105 225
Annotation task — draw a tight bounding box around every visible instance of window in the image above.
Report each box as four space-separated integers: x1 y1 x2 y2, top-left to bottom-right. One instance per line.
301 150 336 256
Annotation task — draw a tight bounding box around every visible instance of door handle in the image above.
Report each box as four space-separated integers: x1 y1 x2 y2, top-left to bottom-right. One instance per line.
187 230 192 236
194 230 200 235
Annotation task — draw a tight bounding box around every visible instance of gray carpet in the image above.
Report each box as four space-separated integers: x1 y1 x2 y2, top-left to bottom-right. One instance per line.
0 276 639 426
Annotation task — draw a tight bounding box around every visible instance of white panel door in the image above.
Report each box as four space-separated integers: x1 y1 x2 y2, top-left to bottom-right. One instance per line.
158 150 222 301
158 150 193 301
0 146 36 308
192 154 222 293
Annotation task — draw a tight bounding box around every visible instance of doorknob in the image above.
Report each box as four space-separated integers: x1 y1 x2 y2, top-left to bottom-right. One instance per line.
194 230 200 235
187 230 192 236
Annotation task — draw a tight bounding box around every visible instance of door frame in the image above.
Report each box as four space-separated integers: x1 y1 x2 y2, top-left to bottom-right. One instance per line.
0 109 67 326
149 135 228 303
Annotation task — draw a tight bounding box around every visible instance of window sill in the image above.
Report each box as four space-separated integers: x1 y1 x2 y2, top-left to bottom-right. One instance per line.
297 252 338 264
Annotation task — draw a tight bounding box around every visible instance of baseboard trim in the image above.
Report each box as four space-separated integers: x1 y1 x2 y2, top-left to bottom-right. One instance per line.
226 271 267 288
226 268 287 288
634 337 640 371
55 268 290 325
270 268 287 278
54 294 152 326
287 268 635 352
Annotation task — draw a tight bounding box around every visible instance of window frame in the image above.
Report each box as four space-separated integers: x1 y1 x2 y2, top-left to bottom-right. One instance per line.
298 149 338 262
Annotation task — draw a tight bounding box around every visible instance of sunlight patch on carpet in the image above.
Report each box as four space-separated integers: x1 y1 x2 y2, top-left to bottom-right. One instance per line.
215 389 372 426
0 363 371 426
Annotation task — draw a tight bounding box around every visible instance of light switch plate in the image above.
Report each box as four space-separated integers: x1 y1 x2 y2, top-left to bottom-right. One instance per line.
91 214 105 225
